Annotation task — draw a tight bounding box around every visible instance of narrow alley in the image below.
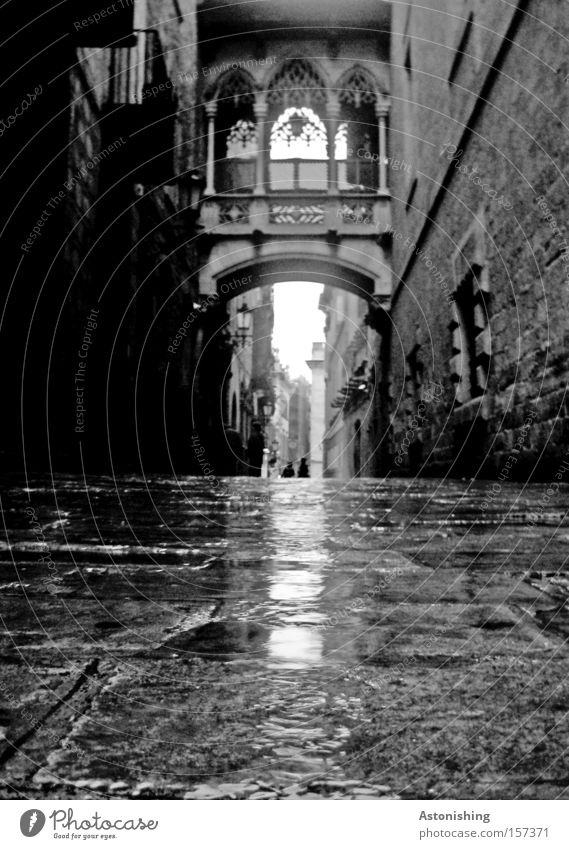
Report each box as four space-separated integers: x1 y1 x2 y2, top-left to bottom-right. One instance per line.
1 475 568 800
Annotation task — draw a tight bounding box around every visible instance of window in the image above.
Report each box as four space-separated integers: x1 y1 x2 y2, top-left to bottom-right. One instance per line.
213 69 256 192
450 262 490 405
267 59 327 108
226 119 257 159
337 66 380 191
269 107 328 191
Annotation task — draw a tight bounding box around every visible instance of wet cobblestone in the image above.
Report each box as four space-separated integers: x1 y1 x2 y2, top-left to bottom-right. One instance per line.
1 475 569 799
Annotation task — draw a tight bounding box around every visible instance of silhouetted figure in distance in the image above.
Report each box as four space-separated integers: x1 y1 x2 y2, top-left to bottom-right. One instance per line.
297 457 310 478
281 462 295 478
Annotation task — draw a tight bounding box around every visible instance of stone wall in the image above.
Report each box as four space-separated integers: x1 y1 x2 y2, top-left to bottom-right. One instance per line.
388 0 569 479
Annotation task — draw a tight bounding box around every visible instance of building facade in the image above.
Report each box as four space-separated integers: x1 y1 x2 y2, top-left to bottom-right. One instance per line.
320 287 377 478
2 0 207 472
288 377 312 467
225 286 275 458
267 353 293 476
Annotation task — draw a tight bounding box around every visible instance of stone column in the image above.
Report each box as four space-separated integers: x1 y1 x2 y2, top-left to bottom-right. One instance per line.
326 93 340 194
376 95 391 192
204 100 217 196
253 93 268 195
306 342 325 478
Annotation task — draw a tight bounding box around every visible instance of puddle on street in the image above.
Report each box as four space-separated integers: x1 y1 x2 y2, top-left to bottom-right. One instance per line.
267 626 324 669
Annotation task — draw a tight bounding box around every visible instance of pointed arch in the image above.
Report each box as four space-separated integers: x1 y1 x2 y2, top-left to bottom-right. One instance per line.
212 68 256 106
208 69 257 192
267 58 327 107
337 65 380 108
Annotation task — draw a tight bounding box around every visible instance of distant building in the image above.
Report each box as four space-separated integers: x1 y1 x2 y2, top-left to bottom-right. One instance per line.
225 287 274 457
319 287 376 478
268 352 294 475
306 343 326 479
289 377 311 465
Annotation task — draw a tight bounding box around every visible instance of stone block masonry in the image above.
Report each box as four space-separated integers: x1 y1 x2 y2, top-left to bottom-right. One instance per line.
388 0 569 479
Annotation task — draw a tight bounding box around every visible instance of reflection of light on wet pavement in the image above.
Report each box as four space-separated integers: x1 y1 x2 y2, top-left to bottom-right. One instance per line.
265 486 329 650
269 568 323 602
267 626 324 668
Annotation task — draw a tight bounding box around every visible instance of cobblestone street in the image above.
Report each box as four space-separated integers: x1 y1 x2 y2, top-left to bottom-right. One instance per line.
1 476 568 800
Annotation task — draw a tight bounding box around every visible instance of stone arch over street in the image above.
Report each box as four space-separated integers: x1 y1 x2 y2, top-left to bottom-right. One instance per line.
208 249 384 304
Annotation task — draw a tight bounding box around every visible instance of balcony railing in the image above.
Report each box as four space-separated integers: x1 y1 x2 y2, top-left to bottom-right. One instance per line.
199 192 390 234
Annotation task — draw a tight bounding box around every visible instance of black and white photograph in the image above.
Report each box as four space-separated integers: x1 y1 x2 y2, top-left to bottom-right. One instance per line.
0 0 568 844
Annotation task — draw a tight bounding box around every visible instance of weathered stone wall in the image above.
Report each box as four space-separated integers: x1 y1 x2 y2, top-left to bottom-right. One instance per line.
388 0 569 479
321 288 379 478
147 0 198 177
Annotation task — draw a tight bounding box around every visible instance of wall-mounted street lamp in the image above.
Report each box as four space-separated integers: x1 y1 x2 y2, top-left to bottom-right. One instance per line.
257 395 274 427
188 170 205 209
